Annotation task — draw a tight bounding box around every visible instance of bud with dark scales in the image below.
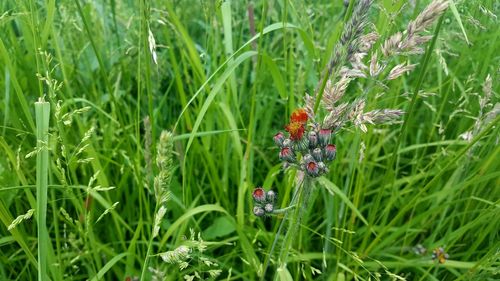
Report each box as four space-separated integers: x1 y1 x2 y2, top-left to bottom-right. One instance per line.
318 162 327 174
266 190 277 202
318 129 332 146
302 154 314 164
312 148 323 161
264 203 274 213
294 138 309 152
252 187 266 203
282 138 292 148
325 144 337 161
279 147 295 162
253 206 265 217
308 131 318 148
273 132 285 147
305 160 320 177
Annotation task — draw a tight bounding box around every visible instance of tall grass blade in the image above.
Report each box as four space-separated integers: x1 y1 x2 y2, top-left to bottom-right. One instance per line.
35 97 50 281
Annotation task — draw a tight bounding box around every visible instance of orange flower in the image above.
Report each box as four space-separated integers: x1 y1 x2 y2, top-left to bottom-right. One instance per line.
285 121 305 140
290 108 308 124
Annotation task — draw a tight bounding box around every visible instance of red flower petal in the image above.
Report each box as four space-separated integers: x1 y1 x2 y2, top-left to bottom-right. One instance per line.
252 187 266 202
290 108 308 124
285 121 305 140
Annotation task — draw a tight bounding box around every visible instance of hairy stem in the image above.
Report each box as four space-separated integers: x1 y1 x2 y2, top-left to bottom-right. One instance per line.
268 175 315 279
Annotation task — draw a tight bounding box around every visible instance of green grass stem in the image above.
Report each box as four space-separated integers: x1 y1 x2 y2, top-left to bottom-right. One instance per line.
35 97 50 281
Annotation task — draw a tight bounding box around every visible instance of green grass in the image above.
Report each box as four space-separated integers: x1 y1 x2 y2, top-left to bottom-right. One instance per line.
0 0 499 280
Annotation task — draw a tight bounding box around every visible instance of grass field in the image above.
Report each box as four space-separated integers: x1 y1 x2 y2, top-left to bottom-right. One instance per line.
0 0 499 280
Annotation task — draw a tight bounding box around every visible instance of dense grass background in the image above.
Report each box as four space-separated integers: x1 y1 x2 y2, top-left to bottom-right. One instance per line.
0 0 498 280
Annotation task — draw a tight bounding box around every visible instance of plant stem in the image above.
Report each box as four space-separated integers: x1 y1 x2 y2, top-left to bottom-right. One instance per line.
272 205 296 215
266 175 315 279
35 97 50 281
139 204 158 281
278 176 310 261
139 236 154 281
261 186 298 280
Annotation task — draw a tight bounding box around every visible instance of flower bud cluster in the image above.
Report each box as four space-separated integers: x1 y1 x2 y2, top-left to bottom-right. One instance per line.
275 109 337 178
252 187 277 217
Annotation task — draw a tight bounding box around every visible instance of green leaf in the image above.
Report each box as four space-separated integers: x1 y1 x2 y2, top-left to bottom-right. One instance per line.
277 265 293 281
448 0 470 45
262 53 287 100
203 216 236 240
174 22 300 132
184 51 257 157
89 252 128 281
160 204 229 247
318 177 375 235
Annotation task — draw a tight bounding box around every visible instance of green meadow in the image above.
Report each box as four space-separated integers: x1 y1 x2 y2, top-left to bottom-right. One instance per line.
0 0 498 280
